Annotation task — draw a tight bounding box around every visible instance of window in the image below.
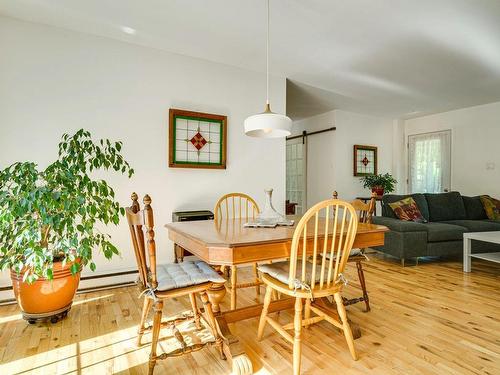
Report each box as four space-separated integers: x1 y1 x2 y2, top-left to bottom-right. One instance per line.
408 130 451 193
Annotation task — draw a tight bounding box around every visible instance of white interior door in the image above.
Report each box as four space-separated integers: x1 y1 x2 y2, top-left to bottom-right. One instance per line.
408 130 451 193
286 137 307 214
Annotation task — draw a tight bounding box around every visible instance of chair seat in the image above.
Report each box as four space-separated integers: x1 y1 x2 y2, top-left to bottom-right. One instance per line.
258 261 320 285
259 249 362 286
326 248 362 259
156 261 226 291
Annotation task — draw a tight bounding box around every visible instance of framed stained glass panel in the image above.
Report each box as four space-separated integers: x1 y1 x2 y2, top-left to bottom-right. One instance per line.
353 145 377 176
169 109 227 169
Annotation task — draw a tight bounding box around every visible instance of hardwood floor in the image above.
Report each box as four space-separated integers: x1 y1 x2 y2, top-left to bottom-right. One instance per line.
0 254 499 375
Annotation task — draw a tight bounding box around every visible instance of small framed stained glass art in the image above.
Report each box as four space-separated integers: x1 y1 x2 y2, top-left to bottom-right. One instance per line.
169 109 227 169
353 145 377 176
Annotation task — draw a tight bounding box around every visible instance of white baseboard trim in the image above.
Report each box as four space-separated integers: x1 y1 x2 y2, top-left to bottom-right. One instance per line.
0 269 139 305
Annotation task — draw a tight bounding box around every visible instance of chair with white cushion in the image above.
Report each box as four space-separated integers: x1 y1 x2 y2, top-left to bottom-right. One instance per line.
332 190 376 311
126 193 226 375
257 199 359 375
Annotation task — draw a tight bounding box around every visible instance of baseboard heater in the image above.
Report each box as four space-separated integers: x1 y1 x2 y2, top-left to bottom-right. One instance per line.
0 269 139 305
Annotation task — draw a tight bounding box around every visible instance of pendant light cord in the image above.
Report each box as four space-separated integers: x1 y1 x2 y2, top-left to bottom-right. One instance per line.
266 0 270 106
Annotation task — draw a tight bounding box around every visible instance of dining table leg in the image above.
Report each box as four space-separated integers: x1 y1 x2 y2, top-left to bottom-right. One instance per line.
207 282 226 314
207 281 254 375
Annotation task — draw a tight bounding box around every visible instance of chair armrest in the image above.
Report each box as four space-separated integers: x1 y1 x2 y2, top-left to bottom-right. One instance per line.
372 217 427 232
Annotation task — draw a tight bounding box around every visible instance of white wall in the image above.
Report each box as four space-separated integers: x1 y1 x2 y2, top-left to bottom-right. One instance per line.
0 17 286 289
405 101 500 197
291 109 395 207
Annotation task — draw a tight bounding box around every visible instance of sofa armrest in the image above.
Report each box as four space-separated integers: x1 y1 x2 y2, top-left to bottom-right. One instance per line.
372 216 427 232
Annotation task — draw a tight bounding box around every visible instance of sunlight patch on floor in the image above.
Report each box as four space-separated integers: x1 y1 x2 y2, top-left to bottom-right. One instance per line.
0 312 22 324
72 293 115 306
0 309 216 375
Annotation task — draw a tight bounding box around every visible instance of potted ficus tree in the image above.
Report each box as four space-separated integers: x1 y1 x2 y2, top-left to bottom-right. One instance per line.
360 173 397 196
0 129 134 323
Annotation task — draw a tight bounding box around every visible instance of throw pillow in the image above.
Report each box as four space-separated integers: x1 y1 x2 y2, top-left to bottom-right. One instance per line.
480 195 500 220
389 197 427 223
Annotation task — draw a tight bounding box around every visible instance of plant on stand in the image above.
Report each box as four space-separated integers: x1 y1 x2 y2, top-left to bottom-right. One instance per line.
360 173 397 196
0 129 134 323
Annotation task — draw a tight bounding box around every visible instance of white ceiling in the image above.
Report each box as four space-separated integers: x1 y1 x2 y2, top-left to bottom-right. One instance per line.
2 0 500 120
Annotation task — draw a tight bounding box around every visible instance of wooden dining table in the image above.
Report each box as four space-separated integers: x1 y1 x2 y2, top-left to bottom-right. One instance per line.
165 216 388 375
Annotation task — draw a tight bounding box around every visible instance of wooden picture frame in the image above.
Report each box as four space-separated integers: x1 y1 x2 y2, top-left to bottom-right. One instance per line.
353 145 377 176
169 108 227 169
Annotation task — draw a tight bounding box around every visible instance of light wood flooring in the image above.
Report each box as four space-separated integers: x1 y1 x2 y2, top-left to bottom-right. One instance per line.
0 254 499 375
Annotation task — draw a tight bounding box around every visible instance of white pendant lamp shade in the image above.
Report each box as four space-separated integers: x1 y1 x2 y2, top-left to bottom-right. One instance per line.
244 0 292 138
244 105 292 138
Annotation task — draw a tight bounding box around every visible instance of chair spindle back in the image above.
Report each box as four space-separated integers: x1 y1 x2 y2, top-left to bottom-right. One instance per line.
126 193 158 289
332 191 376 224
288 199 358 291
214 193 260 221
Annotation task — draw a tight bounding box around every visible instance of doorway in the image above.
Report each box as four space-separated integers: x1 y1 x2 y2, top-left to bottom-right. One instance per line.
286 137 307 214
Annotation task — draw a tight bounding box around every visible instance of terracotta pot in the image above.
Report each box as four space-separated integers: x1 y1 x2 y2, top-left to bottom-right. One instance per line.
10 260 81 321
371 186 385 196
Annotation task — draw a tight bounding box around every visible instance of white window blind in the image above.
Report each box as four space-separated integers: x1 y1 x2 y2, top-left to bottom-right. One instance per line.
408 130 451 193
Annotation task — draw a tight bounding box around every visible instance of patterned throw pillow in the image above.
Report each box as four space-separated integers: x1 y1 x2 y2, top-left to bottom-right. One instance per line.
480 195 500 220
389 197 427 223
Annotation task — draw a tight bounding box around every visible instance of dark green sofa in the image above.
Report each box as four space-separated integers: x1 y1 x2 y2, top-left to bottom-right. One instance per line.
372 191 500 264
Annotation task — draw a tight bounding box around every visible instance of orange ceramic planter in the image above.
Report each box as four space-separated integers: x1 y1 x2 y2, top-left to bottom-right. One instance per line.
11 260 81 321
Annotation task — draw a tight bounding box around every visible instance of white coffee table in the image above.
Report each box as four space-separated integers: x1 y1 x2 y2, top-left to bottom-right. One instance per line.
463 231 500 272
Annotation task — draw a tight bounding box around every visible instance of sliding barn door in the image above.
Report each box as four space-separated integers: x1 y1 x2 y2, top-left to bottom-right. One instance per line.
286 137 307 214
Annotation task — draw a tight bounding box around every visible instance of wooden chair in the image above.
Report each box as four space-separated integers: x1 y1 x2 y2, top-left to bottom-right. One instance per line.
126 193 226 375
257 199 359 375
332 191 376 311
214 192 261 310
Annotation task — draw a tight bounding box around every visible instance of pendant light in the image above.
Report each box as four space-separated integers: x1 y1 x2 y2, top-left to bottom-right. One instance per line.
244 0 292 138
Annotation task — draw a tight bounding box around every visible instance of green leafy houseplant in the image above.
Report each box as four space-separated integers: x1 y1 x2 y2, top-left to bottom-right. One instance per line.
360 173 397 195
0 129 134 283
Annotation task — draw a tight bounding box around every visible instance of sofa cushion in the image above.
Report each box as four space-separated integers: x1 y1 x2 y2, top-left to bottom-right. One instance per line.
480 195 500 220
425 192 466 221
442 220 500 232
462 196 488 220
423 222 467 242
382 194 429 221
372 216 428 232
483 219 500 225
389 197 427 222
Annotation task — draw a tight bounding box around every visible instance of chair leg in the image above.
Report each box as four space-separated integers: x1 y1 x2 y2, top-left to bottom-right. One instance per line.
356 261 370 312
257 285 273 341
293 297 303 375
334 293 357 361
220 265 228 278
137 297 153 346
230 265 237 310
148 300 163 375
189 293 202 330
200 291 225 360
304 298 311 326
253 263 260 296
